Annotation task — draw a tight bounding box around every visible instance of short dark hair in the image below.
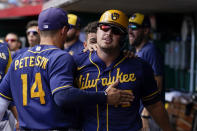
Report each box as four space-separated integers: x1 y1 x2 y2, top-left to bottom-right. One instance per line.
84 21 98 35
39 30 59 37
26 20 38 29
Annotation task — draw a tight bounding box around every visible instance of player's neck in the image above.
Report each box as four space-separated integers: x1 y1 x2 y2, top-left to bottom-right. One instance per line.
97 47 120 67
64 38 78 49
40 37 62 48
136 40 146 53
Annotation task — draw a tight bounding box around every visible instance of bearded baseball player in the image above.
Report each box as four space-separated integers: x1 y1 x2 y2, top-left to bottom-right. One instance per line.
73 9 174 131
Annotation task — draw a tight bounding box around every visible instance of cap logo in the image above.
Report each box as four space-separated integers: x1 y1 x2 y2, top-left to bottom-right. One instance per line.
111 13 119 20
43 25 49 29
131 14 136 20
69 50 74 55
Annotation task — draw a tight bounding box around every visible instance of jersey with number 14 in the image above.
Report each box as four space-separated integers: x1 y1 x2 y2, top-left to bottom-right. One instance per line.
0 45 77 129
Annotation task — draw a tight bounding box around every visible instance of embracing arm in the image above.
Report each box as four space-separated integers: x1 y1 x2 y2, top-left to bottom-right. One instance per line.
54 80 134 108
53 87 106 108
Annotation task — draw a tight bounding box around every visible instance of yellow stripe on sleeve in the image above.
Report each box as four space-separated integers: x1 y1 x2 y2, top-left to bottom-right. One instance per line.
0 93 12 101
52 85 72 94
142 90 159 101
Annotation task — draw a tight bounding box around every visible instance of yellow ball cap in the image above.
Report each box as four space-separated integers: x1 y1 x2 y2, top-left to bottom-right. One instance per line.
68 14 80 27
99 9 128 33
129 13 144 25
129 13 150 27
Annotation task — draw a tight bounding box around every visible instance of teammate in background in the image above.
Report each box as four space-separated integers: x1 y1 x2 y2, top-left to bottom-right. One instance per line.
5 33 21 56
0 40 18 130
26 20 40 47
128 13 165 131
83 21 98 48
64 14 84 55
73 9 173 131
0 7 133 130
12 20 40 59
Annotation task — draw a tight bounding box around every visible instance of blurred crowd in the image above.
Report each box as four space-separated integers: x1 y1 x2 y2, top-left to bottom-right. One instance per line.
0 0 50 9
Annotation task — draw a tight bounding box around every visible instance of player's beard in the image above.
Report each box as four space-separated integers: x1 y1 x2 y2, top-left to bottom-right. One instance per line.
98 41 120 54
131 32 144 47
65 34 76 42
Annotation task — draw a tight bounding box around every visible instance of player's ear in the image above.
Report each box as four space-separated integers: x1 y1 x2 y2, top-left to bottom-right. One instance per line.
61 26 69 35
37 27 41 35
76 29 80 37
144 27 150 35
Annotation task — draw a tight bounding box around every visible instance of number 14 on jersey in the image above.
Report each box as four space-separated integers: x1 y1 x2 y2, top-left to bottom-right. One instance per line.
21 73 46 106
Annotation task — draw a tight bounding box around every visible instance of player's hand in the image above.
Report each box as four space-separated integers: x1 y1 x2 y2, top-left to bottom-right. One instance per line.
83 44 98 52
123 50 136 58
15 121 20 131
105 79 120 105
105 80 134 105
119 90 134 105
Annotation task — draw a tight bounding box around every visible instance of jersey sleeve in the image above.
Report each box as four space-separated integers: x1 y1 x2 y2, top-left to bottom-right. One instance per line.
144 48 164 76
141 62 161 106
49 53 76 95
0 69 12 101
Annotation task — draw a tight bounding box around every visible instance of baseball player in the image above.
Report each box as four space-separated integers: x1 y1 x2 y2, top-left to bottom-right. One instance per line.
64 14 84 55
5 33 21 57
128 13 165 130
12 20 40 59
83 21 98 48
73 10 174 131
0 40 18 130
0 7 133 130
0 40 12 83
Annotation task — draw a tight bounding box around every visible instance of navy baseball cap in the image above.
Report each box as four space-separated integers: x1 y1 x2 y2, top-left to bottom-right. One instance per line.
38 7 69 31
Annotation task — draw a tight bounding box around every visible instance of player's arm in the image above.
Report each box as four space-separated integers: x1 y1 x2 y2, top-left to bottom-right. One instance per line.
53 79 134 108
141 76 163 129
0 97 10 120
51 54 133 108
146 101 175 131
141 62 174 131
9 105 19 130
0 63 13 120
4 48 19 122
154 75 163 92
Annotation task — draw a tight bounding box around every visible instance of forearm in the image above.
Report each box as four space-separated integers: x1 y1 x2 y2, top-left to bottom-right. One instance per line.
10 106 18 121
146 101 174 131
54 87 106 108
154 76 163 92
0 97 10 120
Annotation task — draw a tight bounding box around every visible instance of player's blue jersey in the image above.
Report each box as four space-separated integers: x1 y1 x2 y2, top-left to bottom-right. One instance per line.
136 41 165 108
0 41 12 83
0 41 12 121
64 40 84 55
0 45 78 130
136 42 164 76
12 47 29 60
73 51 161 131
